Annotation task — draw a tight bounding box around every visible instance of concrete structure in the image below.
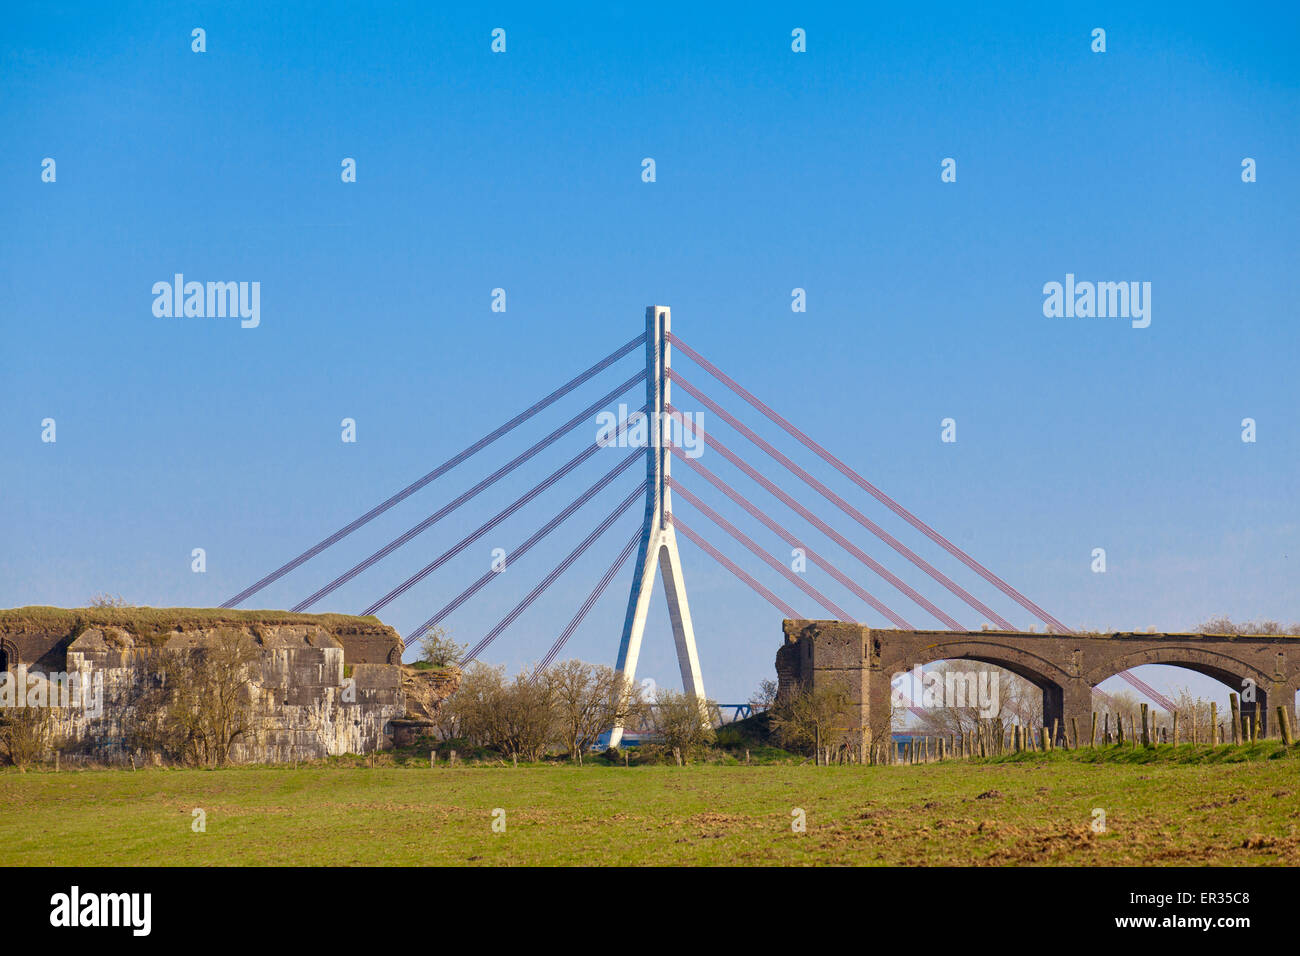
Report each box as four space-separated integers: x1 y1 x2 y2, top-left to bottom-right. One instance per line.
609 306 706 747
778 620 1300 744
0 608 440 763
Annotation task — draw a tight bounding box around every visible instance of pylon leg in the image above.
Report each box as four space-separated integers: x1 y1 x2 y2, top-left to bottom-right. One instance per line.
608 525 661 749
658 529 705 701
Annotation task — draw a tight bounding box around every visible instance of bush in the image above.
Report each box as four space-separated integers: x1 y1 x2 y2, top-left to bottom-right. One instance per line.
648 689 715 764
417 627 466 667
0 707 52 771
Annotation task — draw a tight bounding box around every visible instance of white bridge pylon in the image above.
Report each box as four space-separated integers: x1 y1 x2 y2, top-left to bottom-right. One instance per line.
608 306 706 748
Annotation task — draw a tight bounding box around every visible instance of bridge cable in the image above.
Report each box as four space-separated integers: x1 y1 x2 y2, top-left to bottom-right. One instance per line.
668 515 801 619
403 452 643 642
536 529 641 674
362 409 647 617
668 375 1011 630
291 370 646 611
220 332 647 608
462 485 644 664
668 445 913 629
664 403 962 630
1116 670 1178 713
668 333 1072 634
666 483 856 623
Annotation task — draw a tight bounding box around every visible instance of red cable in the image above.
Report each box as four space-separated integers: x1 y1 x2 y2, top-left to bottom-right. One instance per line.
668 333 1072 634
670 515 800 619
669 372 1012 630
664 403 962 630
668 483 855 623
669 448 913 629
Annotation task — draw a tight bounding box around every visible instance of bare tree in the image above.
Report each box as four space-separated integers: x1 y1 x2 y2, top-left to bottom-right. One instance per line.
769 677 852 761
748 678 778 714
497 669 557 762
1198 616 1300 636
127 630 261 766
1169 686 1215 742
443 662 507 750
909 661 1039 751
545 660 644 763
0 706 52 770
649 689 715 764
447 663 556 762
417 626 465 667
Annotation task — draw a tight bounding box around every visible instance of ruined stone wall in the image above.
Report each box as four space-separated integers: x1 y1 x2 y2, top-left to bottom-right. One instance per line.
1 608 410 763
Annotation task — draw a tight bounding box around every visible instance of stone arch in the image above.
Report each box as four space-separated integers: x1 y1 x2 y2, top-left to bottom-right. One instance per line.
1085 645 1270 692
0 637 14 672
1086 645 1277 735
888 638 1077 732
899 638 1075 690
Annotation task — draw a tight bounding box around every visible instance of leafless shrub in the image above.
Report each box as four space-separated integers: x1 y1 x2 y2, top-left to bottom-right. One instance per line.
545 660 645 763
769 677 853 760
447 663 557 761
417 626 466 667
1198 616 1300 636
748 678 778 714
0 706 53 770
648 689 715 764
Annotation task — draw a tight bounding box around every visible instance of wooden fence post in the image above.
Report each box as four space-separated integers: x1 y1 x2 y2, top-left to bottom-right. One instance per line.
1229 694 1241 744
1140 704 1150 747
1276 705 1294 747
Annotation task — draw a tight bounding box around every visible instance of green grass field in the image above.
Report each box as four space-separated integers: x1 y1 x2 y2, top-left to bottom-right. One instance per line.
3 747 1298 866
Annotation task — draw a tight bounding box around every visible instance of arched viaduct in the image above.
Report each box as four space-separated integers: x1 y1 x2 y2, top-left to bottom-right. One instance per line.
776 621 1300 743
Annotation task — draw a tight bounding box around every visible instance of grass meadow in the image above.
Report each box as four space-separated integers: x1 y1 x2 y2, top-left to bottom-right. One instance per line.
2 745 1298 866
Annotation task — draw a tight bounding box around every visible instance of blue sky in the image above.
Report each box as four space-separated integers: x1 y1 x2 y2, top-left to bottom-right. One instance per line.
2 2 1298 706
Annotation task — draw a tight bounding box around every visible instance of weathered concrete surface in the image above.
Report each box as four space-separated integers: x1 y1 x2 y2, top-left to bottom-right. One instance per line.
778 621 1300 743
0 608 416 762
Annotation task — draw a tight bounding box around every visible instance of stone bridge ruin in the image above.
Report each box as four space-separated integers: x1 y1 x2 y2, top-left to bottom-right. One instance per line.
777 621 1300 745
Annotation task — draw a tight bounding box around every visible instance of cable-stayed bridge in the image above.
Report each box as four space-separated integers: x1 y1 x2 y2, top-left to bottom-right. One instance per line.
223 305 1212 741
